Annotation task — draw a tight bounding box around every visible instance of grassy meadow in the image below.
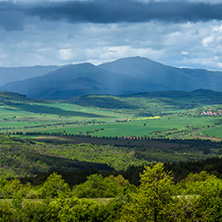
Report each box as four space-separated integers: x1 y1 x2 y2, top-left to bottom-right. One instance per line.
34 115 221 139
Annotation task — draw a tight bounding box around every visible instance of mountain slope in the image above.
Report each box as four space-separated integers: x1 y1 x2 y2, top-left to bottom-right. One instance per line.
99 57 203 91
1 57 222 99
0 65 59 86
1 63 135 99
100 57 222 92
181 68 222 92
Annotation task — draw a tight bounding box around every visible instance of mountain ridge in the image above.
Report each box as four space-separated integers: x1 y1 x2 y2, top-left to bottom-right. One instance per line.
0 65 60 86
1 56 222 99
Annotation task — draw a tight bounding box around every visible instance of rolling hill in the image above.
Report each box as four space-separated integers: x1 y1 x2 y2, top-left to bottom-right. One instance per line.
1 57 222 99
68 89 222 111
0 91 36 105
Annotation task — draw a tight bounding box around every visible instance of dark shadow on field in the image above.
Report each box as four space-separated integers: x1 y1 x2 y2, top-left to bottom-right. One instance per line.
11 104 104 117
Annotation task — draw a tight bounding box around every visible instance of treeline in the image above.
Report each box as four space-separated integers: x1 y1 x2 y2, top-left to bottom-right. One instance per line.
1 164 222 221
22 156 222 187
1 133 222 179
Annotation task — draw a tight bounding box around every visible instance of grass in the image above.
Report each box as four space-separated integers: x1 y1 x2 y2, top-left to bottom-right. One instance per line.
200 125 222 138
0 102 131 135
34 115 221 139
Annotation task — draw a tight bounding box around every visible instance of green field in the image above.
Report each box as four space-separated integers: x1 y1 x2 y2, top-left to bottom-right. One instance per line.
0 91 221 140
34 115 221 139
201 126 222 138
0 102 132 134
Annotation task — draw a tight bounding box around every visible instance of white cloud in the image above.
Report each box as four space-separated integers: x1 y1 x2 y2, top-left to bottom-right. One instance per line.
88 46 164 64
59 49 73 61
213 24 222 33
202 36 214 47
181 51 189 56
1 17 222 71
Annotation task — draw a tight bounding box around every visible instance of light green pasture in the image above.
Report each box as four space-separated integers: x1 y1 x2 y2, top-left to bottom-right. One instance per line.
38 116 220 137
200 125 222 138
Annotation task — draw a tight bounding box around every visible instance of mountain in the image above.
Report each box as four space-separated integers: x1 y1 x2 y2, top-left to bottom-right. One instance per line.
180 68 222 92
0 63 135 99
99 57 222 91
1 57 222 99
0 65 59 86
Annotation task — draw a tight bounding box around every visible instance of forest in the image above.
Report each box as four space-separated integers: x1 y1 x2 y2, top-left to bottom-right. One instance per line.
1 163 222 221
1 133 222 221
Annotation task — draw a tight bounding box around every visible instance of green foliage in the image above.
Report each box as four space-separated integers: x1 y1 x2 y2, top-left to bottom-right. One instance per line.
48 197 101 222
2 164 222 221
196 179 222 221
0 178 32 199
119 164 175 221
178 171 218 195
73 174 129 198
14 202 50 222
0 135 113 179
39 172 71 198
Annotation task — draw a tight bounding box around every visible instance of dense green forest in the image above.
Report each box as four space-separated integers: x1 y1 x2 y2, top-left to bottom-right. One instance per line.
1 133 222 221
1 164 222 221
1 134 222 179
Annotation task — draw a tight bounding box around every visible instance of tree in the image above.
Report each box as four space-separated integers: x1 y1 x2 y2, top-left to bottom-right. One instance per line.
39 172 71 199
73 174 129 198
119 163 174 222
194 178 222 221
48 197 100 222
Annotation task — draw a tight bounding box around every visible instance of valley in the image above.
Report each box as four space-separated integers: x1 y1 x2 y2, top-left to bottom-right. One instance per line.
0 90 221 141
0 57 221 222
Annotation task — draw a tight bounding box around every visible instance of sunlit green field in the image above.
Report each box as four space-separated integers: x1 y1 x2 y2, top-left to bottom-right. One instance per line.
0 102 131 132
0 98 221 139
32 115 222 139
201 126 222 138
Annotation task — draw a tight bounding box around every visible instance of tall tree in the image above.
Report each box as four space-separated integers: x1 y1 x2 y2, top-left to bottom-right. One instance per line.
119 163 174 222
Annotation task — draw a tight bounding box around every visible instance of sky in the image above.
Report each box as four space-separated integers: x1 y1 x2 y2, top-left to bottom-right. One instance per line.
1 0 222 70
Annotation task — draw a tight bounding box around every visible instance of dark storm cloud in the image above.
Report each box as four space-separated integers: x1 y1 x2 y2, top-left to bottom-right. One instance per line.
26 1 222 23
1 0 222 31
0 2 24 31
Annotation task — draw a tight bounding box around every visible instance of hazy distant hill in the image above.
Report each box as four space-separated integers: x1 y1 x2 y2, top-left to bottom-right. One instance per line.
0 65 59 86
180 68 222 92
68 89 222 111
1 57 222 99
0 91 35 104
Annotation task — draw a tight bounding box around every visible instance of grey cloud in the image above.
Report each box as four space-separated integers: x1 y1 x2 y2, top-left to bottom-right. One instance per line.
25 1 222 23
1 0 222 30
0 2 24 31
0 10 24 31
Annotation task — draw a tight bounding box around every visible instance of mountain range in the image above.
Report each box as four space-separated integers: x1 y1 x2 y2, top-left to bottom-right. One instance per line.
1 57 222 99
0 65 59 86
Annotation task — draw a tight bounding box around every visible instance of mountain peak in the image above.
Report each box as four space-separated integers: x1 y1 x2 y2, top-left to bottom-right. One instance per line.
1 56 222 99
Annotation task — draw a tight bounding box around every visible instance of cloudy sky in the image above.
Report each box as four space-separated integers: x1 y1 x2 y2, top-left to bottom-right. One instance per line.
1 0 222 70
